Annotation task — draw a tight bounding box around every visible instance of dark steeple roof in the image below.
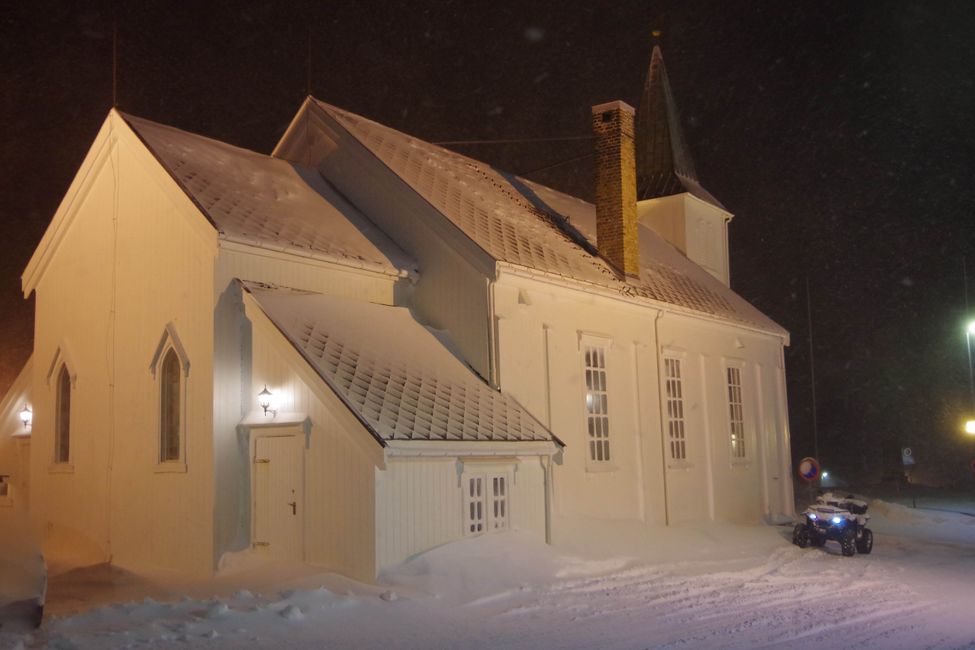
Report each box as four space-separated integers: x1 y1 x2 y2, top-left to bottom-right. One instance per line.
636 46 724 209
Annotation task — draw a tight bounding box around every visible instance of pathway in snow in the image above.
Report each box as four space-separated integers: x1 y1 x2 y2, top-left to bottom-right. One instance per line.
4 498 974 649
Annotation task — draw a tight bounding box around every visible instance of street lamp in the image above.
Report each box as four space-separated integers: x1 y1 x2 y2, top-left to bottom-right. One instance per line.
258 385 274 416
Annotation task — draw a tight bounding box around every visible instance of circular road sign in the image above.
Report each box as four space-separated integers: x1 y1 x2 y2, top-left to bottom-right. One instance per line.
798 457 820 482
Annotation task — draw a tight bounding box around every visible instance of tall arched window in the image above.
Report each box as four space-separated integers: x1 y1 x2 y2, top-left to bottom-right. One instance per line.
160 348 181 462
55 365 71 463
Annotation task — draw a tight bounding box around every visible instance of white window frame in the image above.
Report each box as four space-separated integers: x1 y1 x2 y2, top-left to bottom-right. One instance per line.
578 332 614 469
662 352 687 464
462 467 512 536
463 473 510 536
724 362 747 462
150 324 190 472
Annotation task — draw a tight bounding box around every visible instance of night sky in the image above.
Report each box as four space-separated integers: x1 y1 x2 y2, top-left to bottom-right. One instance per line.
3 1 974 480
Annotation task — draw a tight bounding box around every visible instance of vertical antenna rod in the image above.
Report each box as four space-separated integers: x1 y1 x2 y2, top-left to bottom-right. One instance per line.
306 28 312 96
964 258 974 411
112 16 118 107
806 276 819 461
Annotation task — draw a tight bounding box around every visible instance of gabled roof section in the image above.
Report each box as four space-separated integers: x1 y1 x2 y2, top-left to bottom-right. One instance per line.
636 46 723 209
304 100 784 337
312 99 610 283
245 283 556 444
122 114 414 277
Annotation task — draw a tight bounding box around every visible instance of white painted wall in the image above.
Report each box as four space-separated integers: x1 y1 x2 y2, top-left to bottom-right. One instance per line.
0 358 33 512
656 312 794 522
275 103 496 383
375 454 547 571
493 270 794 541
493 275 664 532
211 242 407 566
24 114 219 574
638 194 731 286
243 295 384 581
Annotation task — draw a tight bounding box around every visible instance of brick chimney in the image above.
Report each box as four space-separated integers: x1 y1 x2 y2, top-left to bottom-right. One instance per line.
592 100 639 279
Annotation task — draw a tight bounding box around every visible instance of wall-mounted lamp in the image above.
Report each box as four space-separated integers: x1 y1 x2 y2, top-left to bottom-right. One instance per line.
258 386 274 416
19 405 32 429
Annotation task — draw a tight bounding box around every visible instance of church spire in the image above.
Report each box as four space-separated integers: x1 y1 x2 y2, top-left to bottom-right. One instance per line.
636 44 722 208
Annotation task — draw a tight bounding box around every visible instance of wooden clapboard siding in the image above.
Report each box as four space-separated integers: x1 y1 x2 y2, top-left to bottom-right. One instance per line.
246 294 382 581
28 113 218 574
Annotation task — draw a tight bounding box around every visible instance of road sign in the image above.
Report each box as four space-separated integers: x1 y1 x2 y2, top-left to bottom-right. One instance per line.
798 457 820 482
902 447 915 466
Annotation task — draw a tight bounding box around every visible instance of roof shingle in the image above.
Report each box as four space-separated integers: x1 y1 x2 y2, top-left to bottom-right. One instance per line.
246 284 555 444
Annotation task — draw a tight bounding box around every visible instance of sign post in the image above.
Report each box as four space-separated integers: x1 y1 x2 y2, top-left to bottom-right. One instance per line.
797 457 820 507
797 457 820 482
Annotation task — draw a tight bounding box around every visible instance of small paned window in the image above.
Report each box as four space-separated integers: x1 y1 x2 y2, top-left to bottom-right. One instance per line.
584 345 610 462
55 365 71 463
664 357 686 461
160 348 181 462
727 367 746 459
491 475 507 530
466 476 485 535
464 472 509 536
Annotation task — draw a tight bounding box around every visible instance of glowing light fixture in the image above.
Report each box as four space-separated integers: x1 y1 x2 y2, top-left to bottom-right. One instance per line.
966 420 975 435
821 471 829 479
968 321 975 335
19 405 32 429
258 385 274 416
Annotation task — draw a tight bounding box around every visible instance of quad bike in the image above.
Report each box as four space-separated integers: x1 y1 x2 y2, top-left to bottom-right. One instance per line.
792 492 873 557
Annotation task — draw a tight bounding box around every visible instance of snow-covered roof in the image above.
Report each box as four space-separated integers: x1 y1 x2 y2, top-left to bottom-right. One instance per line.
312 100 784 335
245 283 555 445
123 114 414 277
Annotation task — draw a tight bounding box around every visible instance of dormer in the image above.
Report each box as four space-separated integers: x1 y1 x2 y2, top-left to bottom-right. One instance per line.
635 45 733 286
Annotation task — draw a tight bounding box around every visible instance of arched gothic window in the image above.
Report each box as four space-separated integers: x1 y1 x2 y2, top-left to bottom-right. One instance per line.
159 348 181 462
55 365 71 463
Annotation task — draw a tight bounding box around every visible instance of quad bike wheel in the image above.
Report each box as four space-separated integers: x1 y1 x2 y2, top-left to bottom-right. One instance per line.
810 533 826 547
856 528 873 554
792 523 810 548
840 530 856 557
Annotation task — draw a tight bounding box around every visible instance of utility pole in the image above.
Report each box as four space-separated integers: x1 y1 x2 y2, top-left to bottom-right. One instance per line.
806 276 820 462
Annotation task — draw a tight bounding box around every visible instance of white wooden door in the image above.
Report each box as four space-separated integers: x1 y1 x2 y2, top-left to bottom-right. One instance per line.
254 435 303 559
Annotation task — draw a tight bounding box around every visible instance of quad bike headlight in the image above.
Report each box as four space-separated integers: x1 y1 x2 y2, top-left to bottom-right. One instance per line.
831 516 843 525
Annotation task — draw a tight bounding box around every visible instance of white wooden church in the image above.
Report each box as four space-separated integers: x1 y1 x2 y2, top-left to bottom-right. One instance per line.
0 48 794 580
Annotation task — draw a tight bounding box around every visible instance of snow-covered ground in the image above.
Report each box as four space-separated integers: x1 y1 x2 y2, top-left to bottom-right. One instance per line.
3 493 975 649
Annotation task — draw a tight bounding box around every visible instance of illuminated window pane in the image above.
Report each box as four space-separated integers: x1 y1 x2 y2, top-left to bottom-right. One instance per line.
664 358 686 460
584 345 610 462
